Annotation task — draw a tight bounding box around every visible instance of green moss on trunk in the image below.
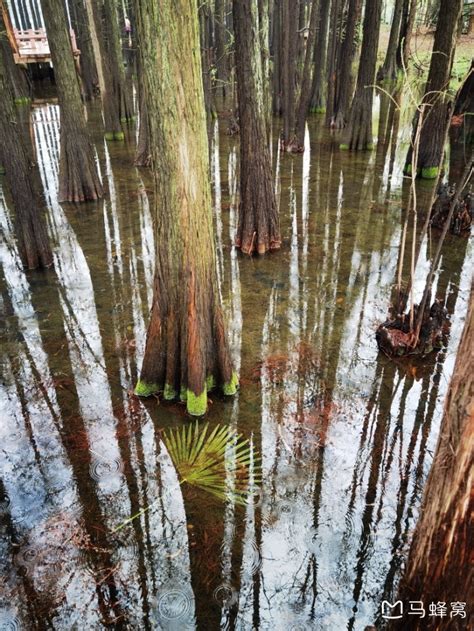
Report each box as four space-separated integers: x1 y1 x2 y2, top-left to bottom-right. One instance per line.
163 383 177 400
135 379 160 397
223 371 239 396
421 166 439 179
187 389 207 416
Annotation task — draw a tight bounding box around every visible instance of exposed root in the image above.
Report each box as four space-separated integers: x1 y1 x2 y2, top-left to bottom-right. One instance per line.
376 300 449 357
431 183 472 235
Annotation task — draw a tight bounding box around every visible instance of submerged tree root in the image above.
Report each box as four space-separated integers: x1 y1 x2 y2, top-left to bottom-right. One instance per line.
431 183 472 235
376 300 448 358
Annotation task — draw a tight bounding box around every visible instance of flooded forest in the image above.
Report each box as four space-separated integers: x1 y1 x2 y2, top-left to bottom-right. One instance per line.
0 0 473 629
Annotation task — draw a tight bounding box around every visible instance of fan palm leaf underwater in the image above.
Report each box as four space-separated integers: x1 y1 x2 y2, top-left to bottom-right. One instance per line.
114 422 261 532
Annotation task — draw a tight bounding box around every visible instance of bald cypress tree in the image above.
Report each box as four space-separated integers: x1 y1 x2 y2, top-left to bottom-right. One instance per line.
233 0 280 253
0 37 52 269
340 0 382 150
40 0 103 202
404 0 463 179
131 0 237 415
389 286 474 630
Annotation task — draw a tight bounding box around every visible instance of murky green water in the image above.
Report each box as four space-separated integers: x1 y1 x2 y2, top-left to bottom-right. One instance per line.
0 101 472 630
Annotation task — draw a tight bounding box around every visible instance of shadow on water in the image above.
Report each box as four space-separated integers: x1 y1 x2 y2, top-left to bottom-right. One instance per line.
0 103 472 630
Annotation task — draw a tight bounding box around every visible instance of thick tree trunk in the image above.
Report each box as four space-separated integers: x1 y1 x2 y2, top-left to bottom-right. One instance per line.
389 285 474 631
0 42 52 269
309 0 331 113
330 0 362 129
0 6 29 102
377 0 404 82
281 0 298 149
404 0 463 179
40 0 103 202
131 0 237 415
233 0 281 254
340 0 382 151
69 0 99 100
293 0 319 149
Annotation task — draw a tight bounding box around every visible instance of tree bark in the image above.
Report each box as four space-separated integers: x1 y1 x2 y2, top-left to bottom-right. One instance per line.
0 4 29 102
89 0 133 139
131 0 237 415
309 0 331 113
40 0 103 202
329 0 362 129
68 0 99 100
322 0 341 125
396 0 416 72
214 0 229 103
233 0 281 254
281 0 299 149
340 0 382 151
377 0 404 82
0 37 53 269
293 0 319 149
389 284 474 630
404 0 463 179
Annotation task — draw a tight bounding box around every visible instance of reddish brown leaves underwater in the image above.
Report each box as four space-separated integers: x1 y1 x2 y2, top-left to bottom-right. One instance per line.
251 341 322 384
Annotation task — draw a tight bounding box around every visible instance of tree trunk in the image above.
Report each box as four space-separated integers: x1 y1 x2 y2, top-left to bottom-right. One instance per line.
281 0 298 149
309 0 331 113
0 39 53 269
330 0 362 129
40 0 103 202
377 0 404 82
89 0 133 139
271 0 282 115
340 0 382 151
233 0 281 254
69 0 99 100
0 4 29 102
396 0 416 72
453 60 474 145
293 0 319 149
389 284 474 630
199 0 216 136
258 0 271 139
214 0 229 103
404 0 463 179
322 0 341 125
131 0 237 416
134 71 150 167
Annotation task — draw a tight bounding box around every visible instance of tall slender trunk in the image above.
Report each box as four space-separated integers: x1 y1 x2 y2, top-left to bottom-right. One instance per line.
330 0 362 129
89 0 133 139
294 0 319 149
40 0 103 202
134 58 150 167
258 0 271 139
396 0 416 72
0 32 52 269
322 0 341 125
214 0 229 103
233 0 281 254
281 0 298 148
69 0 98 100
310 0 331 112
389 284 474 631
340 0 382 151
131 0 237 416
377 0 404 82
404 0 463 178
271 0 282 115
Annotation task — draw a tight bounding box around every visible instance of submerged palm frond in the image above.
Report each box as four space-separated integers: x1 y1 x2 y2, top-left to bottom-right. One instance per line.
163 422 261 505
